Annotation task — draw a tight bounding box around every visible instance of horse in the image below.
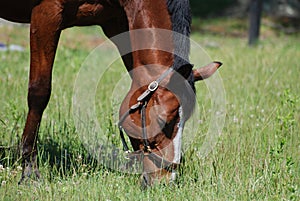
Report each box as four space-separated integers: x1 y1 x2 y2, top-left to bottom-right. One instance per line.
0 0 222 187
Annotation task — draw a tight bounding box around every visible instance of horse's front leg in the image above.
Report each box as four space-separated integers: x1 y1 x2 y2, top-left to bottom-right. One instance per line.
19 2 62 184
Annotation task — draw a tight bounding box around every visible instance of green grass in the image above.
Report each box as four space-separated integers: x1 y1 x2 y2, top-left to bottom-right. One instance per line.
0 23 299 200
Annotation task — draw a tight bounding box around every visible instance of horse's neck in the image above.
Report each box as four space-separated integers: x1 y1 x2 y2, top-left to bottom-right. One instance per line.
130 65 172 88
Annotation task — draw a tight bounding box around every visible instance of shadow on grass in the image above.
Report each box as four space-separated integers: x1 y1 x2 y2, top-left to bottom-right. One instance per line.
0 138 105 179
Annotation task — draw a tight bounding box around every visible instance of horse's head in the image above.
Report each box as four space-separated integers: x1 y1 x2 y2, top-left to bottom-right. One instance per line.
119 61 222 187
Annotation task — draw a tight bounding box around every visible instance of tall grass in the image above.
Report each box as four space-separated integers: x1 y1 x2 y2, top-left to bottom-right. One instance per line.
0 24 299 200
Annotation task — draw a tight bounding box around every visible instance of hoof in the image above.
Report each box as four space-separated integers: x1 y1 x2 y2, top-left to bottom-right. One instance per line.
18 160 41 185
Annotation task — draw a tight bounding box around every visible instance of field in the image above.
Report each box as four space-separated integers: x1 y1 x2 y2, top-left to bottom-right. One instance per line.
0 19 299 200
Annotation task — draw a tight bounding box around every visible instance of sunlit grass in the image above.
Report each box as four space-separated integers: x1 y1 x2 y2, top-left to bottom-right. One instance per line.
0 24 299 200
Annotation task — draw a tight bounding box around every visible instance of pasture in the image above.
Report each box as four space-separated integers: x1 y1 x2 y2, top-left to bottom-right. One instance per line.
0 20 299 200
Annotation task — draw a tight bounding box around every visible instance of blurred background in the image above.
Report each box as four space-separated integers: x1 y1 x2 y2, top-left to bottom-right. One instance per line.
191 0 300 19
190 0 300 42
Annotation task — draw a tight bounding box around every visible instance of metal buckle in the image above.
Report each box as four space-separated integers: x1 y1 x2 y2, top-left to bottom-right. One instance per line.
148 81 158 92
137 81 159 102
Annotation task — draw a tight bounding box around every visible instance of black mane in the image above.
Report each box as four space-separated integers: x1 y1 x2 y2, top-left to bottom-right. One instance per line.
167 0 192 71
167 0 195 120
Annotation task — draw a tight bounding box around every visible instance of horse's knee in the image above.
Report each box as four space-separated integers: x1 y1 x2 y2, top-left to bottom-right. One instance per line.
27 80 51 113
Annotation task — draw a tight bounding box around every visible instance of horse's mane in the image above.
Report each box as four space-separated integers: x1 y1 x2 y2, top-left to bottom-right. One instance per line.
167 0 191 71
167 0 195 119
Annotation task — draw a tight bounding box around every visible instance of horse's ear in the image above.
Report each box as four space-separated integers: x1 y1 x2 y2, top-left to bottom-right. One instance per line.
193 61 222 82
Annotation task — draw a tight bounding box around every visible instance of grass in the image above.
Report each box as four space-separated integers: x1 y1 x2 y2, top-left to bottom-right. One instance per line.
0 20 299 200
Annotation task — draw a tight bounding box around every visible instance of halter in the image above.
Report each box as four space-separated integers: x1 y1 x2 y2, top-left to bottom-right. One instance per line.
118 65 186 171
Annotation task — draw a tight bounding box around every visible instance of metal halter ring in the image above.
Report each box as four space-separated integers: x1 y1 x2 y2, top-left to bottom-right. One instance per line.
148 81 159 92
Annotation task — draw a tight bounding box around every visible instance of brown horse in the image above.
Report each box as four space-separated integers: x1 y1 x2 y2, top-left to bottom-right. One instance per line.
0 0 221 187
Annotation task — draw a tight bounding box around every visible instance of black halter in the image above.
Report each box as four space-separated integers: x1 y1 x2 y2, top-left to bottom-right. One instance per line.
118 65 183 170
118 66 174 150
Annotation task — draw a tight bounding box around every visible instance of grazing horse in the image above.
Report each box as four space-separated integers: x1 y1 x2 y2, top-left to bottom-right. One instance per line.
0 0 221 187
